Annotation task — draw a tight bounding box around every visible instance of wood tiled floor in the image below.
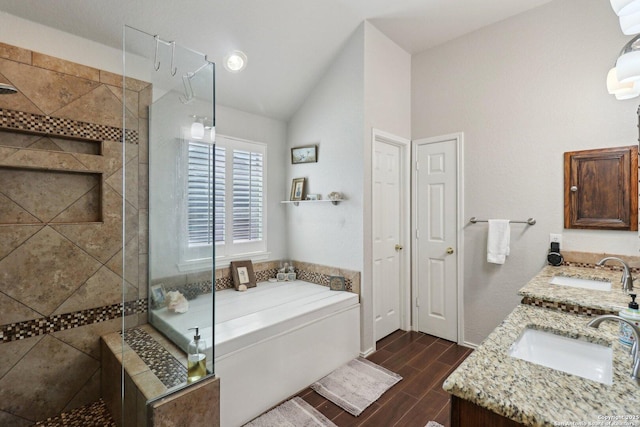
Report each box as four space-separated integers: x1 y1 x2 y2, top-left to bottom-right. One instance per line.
294 330 473 427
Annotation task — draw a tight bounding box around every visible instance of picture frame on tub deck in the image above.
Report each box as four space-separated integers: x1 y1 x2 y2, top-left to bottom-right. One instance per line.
150 284 166 309
290 177 306 201
329 276 346 291
231 260 257 290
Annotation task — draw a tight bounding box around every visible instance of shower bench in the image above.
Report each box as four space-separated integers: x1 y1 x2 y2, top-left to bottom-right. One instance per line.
150 279 361 426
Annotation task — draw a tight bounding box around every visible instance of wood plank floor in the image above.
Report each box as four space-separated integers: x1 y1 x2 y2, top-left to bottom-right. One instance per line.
294 330 473 427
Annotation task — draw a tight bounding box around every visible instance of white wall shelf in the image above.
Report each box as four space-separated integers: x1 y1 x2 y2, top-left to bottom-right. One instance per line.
280 199 343 206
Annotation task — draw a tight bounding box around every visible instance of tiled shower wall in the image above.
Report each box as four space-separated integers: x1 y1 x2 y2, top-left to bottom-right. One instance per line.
0 42 150 426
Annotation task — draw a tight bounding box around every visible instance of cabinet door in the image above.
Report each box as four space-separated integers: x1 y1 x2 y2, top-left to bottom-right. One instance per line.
564 145 638 230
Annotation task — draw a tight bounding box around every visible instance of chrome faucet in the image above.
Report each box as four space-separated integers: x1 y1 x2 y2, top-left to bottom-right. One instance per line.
588 314 640 380
597 257 634 292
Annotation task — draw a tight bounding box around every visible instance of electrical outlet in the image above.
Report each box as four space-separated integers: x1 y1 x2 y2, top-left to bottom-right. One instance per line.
550 233 562 247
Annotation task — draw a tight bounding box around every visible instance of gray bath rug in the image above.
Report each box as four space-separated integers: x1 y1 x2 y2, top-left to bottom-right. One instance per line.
426 422 444 427
244 397 336 427
310 357 402 416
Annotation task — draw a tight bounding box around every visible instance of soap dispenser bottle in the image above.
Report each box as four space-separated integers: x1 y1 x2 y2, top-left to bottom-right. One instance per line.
187 327 207 383
619 294 640 347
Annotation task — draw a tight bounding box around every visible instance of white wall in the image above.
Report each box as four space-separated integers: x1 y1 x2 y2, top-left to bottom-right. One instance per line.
286 22 411 354
286 26 365 270
412 0 639 346
363 22 412 353
216 104 288 264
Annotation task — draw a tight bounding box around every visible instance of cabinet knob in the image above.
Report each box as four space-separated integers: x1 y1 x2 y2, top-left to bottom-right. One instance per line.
447 247 454 254
395 244 403 251
570 186 578 192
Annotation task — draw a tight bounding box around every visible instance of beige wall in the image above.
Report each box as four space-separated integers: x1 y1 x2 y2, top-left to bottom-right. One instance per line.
412 0 638 345
0 42 149 425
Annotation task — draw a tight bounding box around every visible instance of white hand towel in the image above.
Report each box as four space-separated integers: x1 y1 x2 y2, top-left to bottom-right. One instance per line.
487 219 510 264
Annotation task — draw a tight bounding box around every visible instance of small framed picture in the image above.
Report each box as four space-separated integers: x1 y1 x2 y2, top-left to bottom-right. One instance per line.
290 177 306 201
291 145 318 164
287 272 297 281
306 194 320 201
231 260 256 290
150 284 166 308
329 276 346 291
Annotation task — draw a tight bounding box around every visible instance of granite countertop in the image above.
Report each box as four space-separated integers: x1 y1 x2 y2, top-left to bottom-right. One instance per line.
443 304 640 426
518 265 632 312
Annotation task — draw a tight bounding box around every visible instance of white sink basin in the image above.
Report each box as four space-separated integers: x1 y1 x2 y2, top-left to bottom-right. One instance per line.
509 328 613 385
550 275 611 291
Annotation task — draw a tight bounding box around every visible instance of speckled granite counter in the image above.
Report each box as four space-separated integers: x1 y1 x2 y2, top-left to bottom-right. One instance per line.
443 304 640 426
518 265 631 314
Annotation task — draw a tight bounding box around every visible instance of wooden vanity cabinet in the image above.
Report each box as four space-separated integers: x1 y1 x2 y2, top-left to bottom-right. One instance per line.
564 145 638 230
451 396 524 427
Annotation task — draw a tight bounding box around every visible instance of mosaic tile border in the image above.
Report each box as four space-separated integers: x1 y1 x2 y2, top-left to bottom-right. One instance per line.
214 268 278 291
0 108 138 144
560 260 640 275
33 398 116 427
296 269 354 292
212 268 354 292
122 327 187 388
521 296 617 317
0 299 147 343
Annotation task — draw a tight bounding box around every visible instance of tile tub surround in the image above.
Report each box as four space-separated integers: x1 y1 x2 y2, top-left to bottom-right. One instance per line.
101 324 201 427
153 260 361 295
443 304 640 426
519 265 633 314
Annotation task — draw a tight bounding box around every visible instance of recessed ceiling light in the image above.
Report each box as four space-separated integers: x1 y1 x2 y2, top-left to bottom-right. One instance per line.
224 50 248 73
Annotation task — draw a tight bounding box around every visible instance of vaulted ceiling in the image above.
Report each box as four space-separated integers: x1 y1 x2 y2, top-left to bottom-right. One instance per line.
0 0 553 120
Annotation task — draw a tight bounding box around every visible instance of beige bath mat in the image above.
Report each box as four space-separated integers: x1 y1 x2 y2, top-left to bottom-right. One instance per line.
310 357 402 416
244 396 336 427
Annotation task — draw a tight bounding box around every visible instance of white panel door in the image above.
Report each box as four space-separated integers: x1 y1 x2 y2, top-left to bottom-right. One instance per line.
373 139 402 341
414 138 458 341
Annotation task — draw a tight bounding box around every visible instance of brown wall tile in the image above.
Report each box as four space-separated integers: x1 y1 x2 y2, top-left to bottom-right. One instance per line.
32 52 100 82
0 42 151 423
0 42 31 64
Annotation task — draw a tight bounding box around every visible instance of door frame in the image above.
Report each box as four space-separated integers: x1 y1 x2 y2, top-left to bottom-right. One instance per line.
411 132 465 345
372 128 412 338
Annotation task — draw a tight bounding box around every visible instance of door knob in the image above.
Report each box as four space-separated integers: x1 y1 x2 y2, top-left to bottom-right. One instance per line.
446 247 454 254
395 244 403 251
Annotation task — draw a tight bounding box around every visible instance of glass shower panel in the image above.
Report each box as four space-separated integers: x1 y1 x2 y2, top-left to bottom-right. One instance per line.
122 24 215 415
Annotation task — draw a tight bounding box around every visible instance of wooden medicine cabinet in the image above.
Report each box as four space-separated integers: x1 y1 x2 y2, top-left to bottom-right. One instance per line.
564 145 638 230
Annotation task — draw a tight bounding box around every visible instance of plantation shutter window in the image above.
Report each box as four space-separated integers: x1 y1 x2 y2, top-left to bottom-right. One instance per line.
184 135 267 263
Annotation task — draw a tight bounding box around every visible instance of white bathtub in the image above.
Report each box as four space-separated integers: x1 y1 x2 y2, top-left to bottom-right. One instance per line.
150 280 361 426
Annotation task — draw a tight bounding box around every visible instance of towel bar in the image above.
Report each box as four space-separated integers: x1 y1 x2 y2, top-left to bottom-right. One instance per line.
469 217 536 225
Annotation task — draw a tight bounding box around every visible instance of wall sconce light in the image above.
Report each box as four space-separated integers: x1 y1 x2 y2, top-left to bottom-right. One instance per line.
611 0 640 16
613 35 640 83
223 50 248 73
606 34 640 100
607 66 639 99
191 116 205 139
190 115 216 141
620 9 640 34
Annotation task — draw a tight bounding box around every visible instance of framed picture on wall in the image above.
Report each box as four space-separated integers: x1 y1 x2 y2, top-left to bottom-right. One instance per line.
291 145 318 164
290 177 306 201
231 260 257 290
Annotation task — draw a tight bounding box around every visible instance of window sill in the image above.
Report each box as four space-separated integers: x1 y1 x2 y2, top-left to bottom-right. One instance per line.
177 251 271 272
